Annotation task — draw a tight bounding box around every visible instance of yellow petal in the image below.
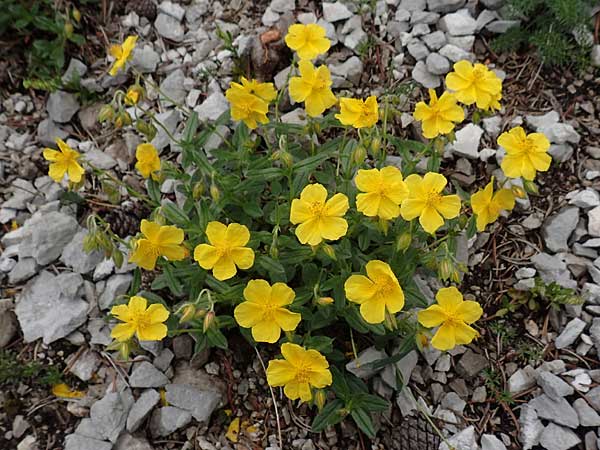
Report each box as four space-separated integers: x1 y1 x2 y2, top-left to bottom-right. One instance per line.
137 323 168 341
418 304 447 328
455 300 483 324
300 183 328 204
419 205 444 234
52 383 85 399
212 255 237 280
493 189 515 211
225 223 251 247
129 296 148 314
140 220 161 241
234 301 265 328
290 198 313 224
273 308 301 331
251 320 281 343
205 221 228 246
243 279 272 304
360 297 387 324
452 321 479 346
308 367 333 388
194 244 219 269
436 194 461 219
280 342 306 364
400 198 425 220
422 172 447 193
345 275 376 303
231 247 255 270
226 417 240 443
431 322 457 351
129 240 159 270
111 323 136 341
435 286 463 309
111 304 132 322
160 244 186 262
355 168 381 192
318 216 348 241
295 218 322 245
284 381 312 402
266 359 296 386
356 192 381 217
271 282 296 306
145 303 170 323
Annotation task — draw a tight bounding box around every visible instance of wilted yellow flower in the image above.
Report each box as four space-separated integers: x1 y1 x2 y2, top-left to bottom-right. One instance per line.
43 138 85 183
52 383 85 399
413 89 464 139
193 221 255 280
225 88 269 129
234 279 301 343
109 35 137 76
400 172 461 234
498 126 551 181
344 260 405 324
418 287 482 351
135 143 161 180
110 295 170 342
445 60 502 109
125 85 144 105
266 343 332 402
471 180 515 231
229 77 277 103
335 96 379 128
284 23 331 60
129 220 187 270
289 60 337 117
290 183 349 246
355 166 409 220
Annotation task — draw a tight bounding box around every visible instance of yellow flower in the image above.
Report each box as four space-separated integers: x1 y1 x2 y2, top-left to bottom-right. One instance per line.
266 343 332 402
413 89 464 139
289 60 337 117
52 383 85 399
417 287 482 351
471 180 515 231
110 295 170 342
487 90 502 112
445 60 502 109
43 138 85 183
193 221 255 280
284 23 331 60
355 166 409 220
290 184 349 246
335 96 379 128
135 143 161 180
109 35 137 76
498 126 551 181
234 279 301 343
229 77 277 103
129 220 187 270
344 260 405 324
225 88 269 129
400 172 461 234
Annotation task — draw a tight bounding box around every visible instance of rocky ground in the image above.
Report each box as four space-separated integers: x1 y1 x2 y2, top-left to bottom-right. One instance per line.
1 0 600 449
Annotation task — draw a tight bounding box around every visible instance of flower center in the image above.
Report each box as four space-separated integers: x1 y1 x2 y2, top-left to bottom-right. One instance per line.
424 190 442 207
374 276 395 298
471 67 487 84
308 201 325 218
132 313 151 331
216 246 232 258
295 364 312 383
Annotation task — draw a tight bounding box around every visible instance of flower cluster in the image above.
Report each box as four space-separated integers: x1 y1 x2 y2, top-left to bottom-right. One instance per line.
40 30 556 432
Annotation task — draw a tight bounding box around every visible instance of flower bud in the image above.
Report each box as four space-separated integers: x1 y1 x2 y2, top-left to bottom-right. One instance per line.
97 104 115 123
321 244 336 260
378 218 389 235
179 304 196 324
64 22 74 37
395 231 412 252
523 180 539 195
279 151 293 168
192 182 205 199
269 245 279 258
136 120 157 141
352 146 367 165
384 310 397 331
210 183 220 202
314 389 327 411
511 185 527 199
415 331 429 351
370 137 381 154
438 258 453 281
317 297 334 306
114 111 132 129
194 308 208 319
203 311 216 333
458 214 469 229
72 7 81 22
107 339 133 360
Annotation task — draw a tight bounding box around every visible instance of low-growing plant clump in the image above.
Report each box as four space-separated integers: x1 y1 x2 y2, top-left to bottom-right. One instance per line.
41 23 555 440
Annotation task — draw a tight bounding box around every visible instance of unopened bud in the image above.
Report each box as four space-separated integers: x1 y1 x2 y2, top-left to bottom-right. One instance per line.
114 111 132 129
321 244 336 260
97 104 115 123
523 180 539 195
317 297 334 306
210 184 220 202
64 22 74 37
438 258 453 281
179 304 196 323
269 245 279 258
279 151 293 168
314 389 327 411
370 137 381 154
72 7 81 22
384 310 397 331
203 311 215 333
415 331 429 351
511 185 526 199
458 214 468 229
192 182 205 199
352 146 367 165
395 231 412 252
136 120 157 141
107 339 132 360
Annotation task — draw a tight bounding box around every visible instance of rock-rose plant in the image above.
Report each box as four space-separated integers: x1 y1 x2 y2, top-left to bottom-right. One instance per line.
42 31 552 439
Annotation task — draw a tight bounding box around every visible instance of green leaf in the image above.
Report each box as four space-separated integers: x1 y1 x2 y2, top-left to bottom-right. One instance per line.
147 179 161 204
242 201 264 219
162 201 191 227
129 268 142 296
351 408 377 438
162 264 183 296
206 326 228 349
303 335 333 354
353 393 390 412
256 255 287 282
311 399 345 432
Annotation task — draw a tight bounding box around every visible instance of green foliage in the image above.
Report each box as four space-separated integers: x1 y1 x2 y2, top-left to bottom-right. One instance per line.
492 0 595 68
0 350 62 386
0 0 86 88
